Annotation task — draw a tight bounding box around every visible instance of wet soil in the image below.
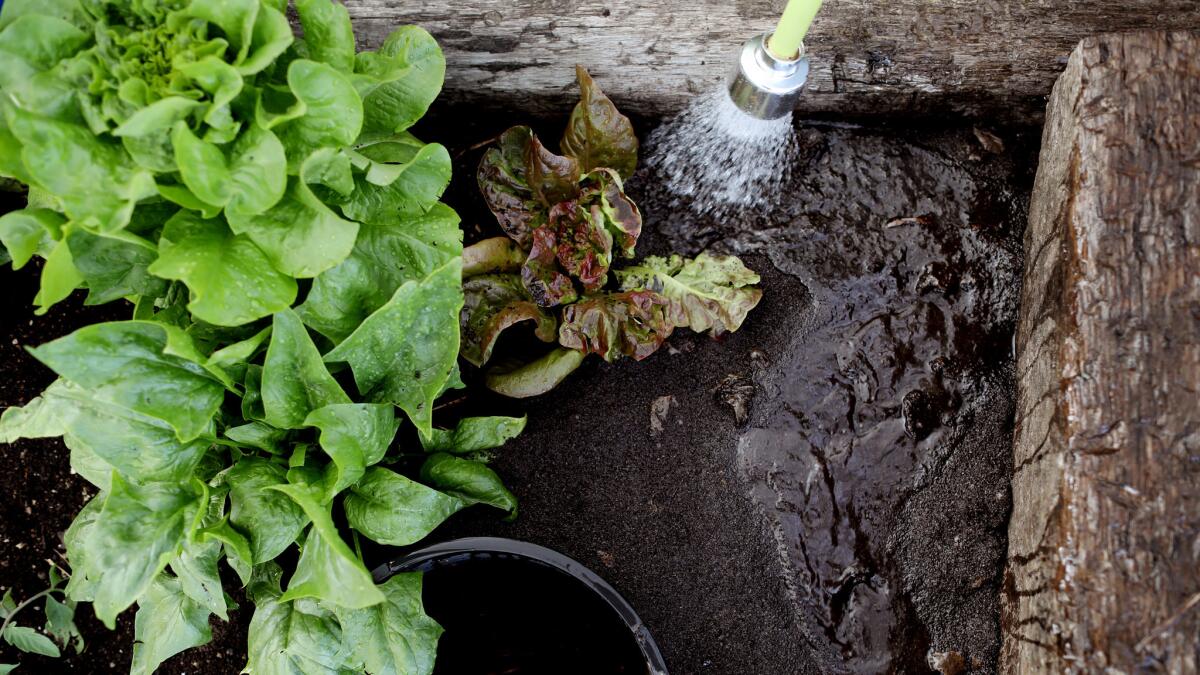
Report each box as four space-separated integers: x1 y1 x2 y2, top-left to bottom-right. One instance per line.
637 122 1037 673
0 105 1036 674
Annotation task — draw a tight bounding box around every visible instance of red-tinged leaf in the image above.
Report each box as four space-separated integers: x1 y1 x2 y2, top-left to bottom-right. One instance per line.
521 226 578 307
460 274 557 367
477 126 580 248
580 168 641 257
560 66 638 179
549 200 612 292
558 290 674 362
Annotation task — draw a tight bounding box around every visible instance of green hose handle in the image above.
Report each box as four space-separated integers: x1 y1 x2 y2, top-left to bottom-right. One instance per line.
768 0 822 59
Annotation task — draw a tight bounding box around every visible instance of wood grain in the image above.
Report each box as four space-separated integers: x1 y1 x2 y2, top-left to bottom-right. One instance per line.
341 1 1200 122
1002 31 1200 674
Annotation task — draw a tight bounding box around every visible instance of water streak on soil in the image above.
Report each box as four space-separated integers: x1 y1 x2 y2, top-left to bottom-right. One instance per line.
634 124 1035 673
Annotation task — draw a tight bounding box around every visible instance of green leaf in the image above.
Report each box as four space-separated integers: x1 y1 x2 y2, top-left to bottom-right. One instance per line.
614 252 764 336
113 98 202 138
484 347 587 399
344 467 463 546
32 237 82 315
196 516 255 573
224 421 286 455
187 0 256 59
206 325 271 373
340 138 452 225
334 573 442 675
241 364 266 422
172 122 287 217
0 379 211 485
0 664 15 675
43 595 81 650
148 210 297 327
261 309 351 429
129 576 213 675
268 482 385 609
2 625 60 657
29 321 226 441
226 176 358 278
560 66 639 179
420 453 517 515
324 259 463 437
83 474 206 627
5 107 154 231
462 236 526 278
354 26 445 136
239 4 293 75
246 563 352 675
156 183 221 219
64 434 115 491
298 202 461 343
558 290 675 362
421 416 527 454
477 126 580 247
226 457 309 564
277 59 363 161
62 495 103 603
304 403 399 497
66 229 170 305
170 539 228 620
0 15 87 91
296 0 355 73
460 273 557 367
0 208 60 270
173 55 242 137
301 147 355 197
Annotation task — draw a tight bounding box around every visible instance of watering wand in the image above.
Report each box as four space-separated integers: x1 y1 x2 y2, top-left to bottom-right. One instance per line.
728 0 821 119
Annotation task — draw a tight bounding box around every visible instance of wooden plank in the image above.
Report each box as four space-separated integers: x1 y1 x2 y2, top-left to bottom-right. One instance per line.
1002 31 1200 673
342 1 1200 121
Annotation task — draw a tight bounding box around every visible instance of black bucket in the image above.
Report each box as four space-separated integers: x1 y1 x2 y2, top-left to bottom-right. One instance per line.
373 537 669 675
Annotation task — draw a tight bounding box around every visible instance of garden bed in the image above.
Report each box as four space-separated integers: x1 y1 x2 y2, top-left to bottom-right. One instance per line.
0 101 1037 672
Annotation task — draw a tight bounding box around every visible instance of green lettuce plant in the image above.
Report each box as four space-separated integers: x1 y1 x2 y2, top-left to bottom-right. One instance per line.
0 0 522 672
467 68 764 397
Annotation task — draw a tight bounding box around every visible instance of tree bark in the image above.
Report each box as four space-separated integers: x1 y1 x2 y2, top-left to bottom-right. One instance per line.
1003 31 1200 674
341 1 1200 122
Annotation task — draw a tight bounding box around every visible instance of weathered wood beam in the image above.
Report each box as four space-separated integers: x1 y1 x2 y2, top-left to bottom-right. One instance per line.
343 1 1200 122
1003 31 1200 673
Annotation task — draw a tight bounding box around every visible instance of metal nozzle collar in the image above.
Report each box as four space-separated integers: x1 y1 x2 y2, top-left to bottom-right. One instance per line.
727 33 810 120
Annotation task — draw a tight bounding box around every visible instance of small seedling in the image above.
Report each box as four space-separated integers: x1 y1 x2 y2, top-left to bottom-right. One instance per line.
0 564 84 672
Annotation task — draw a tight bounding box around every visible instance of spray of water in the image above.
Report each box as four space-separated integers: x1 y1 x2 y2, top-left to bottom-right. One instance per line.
643 88 800 219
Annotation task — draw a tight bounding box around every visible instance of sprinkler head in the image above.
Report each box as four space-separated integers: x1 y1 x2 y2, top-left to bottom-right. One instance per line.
727 33 810 120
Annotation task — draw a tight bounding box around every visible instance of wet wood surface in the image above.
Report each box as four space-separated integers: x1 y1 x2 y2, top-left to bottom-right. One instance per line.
342 1 1200 122
1003 31 1200 674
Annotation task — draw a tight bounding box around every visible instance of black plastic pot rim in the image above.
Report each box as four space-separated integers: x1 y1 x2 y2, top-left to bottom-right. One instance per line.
373 536 670 675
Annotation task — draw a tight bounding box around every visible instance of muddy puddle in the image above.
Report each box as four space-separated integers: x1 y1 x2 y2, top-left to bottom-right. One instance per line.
633 123 1036 673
